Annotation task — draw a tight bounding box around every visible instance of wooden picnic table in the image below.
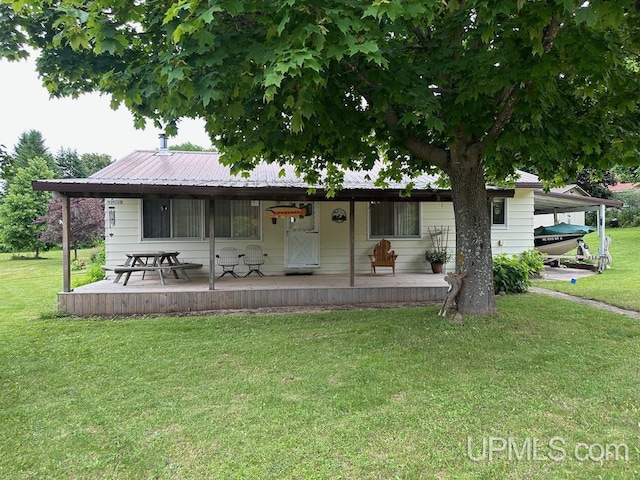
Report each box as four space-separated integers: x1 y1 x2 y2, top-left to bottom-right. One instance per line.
102 251 202 286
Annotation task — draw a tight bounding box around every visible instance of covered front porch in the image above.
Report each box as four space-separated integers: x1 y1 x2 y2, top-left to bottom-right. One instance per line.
61 272 449 316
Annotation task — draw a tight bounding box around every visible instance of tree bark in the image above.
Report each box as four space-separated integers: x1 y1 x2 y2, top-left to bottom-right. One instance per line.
446 148 497 316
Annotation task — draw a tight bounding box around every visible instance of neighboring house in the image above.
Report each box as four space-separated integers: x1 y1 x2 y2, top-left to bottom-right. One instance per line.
32 147 620 293
608 182 640 192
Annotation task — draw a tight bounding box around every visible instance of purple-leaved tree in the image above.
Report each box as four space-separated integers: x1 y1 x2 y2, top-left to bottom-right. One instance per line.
37 198 104 260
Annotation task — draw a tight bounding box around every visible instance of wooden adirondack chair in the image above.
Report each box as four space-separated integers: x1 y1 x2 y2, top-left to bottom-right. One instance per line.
368 239 398 276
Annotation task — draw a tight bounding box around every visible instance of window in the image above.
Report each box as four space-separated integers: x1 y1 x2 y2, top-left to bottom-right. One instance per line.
143 199 202 239
142 199 260 240
205 200 260 239
491 198 507 227
369 202 420 238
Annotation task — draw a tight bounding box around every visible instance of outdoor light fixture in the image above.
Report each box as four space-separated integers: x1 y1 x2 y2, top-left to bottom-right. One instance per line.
108 206 116 228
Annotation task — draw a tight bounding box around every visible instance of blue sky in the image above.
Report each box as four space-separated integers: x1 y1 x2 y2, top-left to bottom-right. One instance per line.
0 54 212 160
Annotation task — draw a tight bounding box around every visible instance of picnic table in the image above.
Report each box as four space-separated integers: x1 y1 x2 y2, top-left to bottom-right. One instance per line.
102 251 202 286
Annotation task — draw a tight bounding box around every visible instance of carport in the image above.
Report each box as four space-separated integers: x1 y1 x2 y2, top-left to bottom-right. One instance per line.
534 190 622 271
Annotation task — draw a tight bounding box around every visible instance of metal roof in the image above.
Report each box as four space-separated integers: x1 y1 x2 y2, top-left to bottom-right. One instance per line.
534 190 622 214
32 150 530 200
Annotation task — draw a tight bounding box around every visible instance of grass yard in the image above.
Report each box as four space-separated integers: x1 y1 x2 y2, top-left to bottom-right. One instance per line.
536 227 640 312
1 248 639 479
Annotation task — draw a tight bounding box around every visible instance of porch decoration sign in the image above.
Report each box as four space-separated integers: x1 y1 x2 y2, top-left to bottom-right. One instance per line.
332 208 347 223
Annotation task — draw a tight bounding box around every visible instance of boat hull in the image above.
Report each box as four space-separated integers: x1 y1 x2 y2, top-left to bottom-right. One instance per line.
534 234 584 256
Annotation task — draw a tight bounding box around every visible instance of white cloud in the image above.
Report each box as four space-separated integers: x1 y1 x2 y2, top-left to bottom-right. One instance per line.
0 55 212 160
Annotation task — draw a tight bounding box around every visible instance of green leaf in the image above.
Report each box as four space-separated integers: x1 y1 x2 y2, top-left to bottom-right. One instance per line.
291 111 304 133
263 71 285 88
574 6 597 26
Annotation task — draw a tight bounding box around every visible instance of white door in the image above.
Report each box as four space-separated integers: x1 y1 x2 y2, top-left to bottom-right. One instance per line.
285 203 319 268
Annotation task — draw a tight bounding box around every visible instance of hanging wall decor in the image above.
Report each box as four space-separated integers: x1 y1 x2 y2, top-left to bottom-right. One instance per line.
264 205 307 224
331 208 347 223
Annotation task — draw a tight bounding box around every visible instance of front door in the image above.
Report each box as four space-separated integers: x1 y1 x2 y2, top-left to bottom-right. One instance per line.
285 203 319 268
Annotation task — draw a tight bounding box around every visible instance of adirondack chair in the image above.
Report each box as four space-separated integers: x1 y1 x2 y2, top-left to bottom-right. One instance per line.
368 239 398 276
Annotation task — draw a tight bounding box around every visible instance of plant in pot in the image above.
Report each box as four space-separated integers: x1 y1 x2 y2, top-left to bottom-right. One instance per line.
425 249 451 274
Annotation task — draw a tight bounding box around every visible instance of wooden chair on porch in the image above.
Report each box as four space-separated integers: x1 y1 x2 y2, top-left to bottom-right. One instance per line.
368 239 398 276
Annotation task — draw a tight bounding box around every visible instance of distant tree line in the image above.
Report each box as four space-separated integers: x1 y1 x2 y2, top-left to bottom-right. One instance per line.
0 130 112 257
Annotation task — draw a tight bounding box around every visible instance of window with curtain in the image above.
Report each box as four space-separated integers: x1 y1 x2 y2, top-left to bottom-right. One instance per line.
143 199 202 239
143 199 261 240
491 198 507 227
369 202 420 238
205 200 260 239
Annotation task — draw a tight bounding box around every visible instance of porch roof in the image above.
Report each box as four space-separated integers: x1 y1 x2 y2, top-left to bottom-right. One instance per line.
534 190 622 214
32 150 533 201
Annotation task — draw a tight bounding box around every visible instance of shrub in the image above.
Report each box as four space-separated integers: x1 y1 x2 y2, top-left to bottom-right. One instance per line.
519 249 545 278
493 254 530 294
71 259 86 271
90 244 106 264
71 244 106 288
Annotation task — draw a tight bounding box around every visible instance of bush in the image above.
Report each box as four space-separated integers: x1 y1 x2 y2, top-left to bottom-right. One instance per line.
519 249 545 278
71 244 106 288
607 189 640 227
493 254 530 294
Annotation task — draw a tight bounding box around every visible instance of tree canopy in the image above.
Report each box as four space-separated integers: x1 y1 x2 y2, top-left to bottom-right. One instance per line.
0 157 53 257
6 0 640 314
1 130 53 187
53 147 113 178
37 197 104 259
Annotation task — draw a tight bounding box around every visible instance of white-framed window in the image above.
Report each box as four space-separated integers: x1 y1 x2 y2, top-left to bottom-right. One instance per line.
205 200 261 239
369 202 421 238
142 198 203 239
491 198 507 228
142 199 261 240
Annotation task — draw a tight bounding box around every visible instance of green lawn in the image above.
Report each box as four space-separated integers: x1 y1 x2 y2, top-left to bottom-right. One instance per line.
1 248 639 479
535 227 640 312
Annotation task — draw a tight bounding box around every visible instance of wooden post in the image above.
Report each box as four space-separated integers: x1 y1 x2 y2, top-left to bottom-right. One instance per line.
61 196 71 292
209 199 216 290
349 199 355 287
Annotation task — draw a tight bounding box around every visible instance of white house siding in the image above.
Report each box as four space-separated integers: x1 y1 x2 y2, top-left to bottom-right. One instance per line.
491 189 536 257
103 190 536 277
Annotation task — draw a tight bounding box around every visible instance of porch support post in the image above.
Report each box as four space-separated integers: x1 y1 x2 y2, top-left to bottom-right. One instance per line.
209 199 216 290
598 203 606 258
61 195 71 292
349 199 355 287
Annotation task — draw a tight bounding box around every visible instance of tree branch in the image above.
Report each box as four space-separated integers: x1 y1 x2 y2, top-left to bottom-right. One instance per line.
542 17 563 54
384 105 449 169
478 15 565 149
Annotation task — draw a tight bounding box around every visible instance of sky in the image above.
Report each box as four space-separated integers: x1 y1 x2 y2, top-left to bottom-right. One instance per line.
0 54 213 161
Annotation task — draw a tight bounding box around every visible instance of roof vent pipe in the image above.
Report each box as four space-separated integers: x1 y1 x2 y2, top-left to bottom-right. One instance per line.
158 133 170 156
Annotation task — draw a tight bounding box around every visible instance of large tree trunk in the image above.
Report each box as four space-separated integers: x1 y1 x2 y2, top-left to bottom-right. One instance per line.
447 149 496 316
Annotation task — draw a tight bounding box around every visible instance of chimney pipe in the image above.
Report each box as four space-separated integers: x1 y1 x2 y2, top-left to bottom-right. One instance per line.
158 133 170 155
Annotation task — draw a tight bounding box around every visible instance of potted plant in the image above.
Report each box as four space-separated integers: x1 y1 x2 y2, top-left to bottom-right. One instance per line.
425 249 451 273
426 225 451 274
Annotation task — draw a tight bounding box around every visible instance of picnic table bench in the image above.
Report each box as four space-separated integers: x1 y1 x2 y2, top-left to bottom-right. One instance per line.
101 251 202 286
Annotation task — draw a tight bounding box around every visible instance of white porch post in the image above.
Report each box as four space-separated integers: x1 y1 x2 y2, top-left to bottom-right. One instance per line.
349 199 355 287
598 203 606 259
61 195 71 292
209 199 216 290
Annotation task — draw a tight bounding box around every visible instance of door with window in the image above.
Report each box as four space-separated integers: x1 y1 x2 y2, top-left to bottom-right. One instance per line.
285 203 319 268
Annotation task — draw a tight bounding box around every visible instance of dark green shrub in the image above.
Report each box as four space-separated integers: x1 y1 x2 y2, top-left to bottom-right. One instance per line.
493 254 530 294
